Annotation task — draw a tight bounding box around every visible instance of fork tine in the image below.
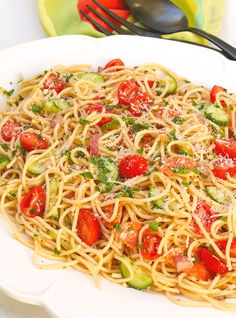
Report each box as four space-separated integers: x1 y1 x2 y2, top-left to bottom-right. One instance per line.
80 11 113 36
86 4 131 35
91 0 147 36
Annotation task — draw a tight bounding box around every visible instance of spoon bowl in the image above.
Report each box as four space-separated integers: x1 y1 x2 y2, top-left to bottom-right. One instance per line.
126 0 236 60
126 0 188 33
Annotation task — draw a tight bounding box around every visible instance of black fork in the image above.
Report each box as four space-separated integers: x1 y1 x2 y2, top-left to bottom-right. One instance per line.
80 0 233 59
81 0 161 38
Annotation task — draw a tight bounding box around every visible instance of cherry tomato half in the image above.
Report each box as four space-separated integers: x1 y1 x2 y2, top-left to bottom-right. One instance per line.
86 103 113 126
1 121 21 142
191 200 216 235
210 85 226 107
214 138 236 159
212 157 236 180
20 186 46 217
20 132 49 151
43 73 65 94
104 58 125 71
140 228 161 260
200 248 228 274
118 80 141 106
76 209 101 246
119 154 149 179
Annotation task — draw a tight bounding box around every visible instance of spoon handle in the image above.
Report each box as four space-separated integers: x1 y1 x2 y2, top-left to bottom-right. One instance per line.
188 27 236 60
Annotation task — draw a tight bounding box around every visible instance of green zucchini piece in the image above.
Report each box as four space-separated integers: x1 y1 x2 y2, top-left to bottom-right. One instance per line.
204 104 228 126
149 185 165 209
0 154 10 170
77 72 105 83
120 256 153 290
166 73 177 93
44 99 69 113
206 186 231 204
27 156 49 175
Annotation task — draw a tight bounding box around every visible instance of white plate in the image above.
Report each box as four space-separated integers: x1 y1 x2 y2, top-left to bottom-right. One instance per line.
0 35 236 318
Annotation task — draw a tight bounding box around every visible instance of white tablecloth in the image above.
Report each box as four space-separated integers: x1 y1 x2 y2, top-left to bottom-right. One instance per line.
0 0 235 317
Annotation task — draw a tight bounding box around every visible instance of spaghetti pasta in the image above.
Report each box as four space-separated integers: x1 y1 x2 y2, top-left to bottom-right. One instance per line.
0 59 236 310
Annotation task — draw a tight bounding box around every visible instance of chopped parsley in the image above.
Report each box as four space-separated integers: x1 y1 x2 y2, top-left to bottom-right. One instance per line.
32 104 43 114
172 167 190 174
80 171 94 179
79 118 90 126
136 147 144 155
53 248 61 255
1 144 9 151
89 157 118 192
29 208 36 214
114 223 122 232
149 221 159 231
64 73 73 82
12 144 26 156
131 123 149 133
101 120 120 130
115 186 138 198
102 99 110 105
220 216 227 222
9 191 16 197
3 89 14 97
172 116 183 125
62 150 73 164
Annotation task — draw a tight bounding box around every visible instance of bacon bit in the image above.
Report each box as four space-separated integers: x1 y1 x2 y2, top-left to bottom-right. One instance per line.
98 66 104 73
155 164 174 176
89 131 99 156
50 114 63 128
175 254 193 272
116 221 142 248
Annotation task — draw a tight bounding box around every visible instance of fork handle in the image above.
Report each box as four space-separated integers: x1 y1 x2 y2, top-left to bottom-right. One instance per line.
187 27 236 60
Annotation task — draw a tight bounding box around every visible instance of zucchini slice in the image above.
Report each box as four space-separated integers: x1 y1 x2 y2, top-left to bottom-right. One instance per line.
43 99 69 113
119 256 153 290
149 185 165 209
0 154 10 170
77 72 105 83
204 104 228 126
206 186 231 204
27 156 49 175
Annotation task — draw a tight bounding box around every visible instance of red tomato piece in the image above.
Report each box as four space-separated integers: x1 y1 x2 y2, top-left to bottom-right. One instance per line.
1 121 21 142
20 186 46 218
76 209 101 246
118 221 142 248
118 80 141 106
119 154 149 179
191 200 216 235
129 92 153 117
215 239 236 258
210 85 226 107
214 138 236 159
86 103 112 126
43 73 65 94
184 262 214 281
140 80 156 88
77 0 129 14
104 58 125 71
20 132 49 151
212 157 236 180
140 228 161 260
200 248 228 274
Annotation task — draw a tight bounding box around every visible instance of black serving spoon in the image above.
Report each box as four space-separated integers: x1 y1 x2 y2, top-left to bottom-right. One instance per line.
126 0 236 60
